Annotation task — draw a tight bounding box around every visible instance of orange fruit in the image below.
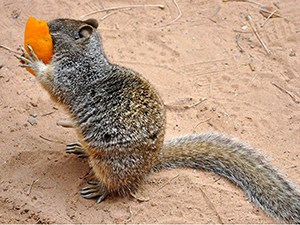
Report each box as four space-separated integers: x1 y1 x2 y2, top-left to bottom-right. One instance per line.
24 16 53 75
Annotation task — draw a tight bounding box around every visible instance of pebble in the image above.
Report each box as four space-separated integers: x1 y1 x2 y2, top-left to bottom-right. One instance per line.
289 49 296 57
27 116 37 126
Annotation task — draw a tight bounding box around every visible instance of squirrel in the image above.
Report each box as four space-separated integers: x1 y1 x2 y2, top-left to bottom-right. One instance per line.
16 18 300 224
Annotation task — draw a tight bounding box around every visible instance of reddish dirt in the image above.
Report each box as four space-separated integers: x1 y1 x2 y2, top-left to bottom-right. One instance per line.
0 0 299 223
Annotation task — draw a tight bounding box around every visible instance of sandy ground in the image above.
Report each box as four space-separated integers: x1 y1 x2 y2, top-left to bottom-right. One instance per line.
0 0 300 223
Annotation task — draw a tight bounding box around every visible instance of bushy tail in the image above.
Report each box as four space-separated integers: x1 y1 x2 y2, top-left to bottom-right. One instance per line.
153 133 300 224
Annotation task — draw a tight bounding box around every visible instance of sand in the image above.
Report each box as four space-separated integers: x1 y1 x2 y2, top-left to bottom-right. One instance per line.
0 0 299 223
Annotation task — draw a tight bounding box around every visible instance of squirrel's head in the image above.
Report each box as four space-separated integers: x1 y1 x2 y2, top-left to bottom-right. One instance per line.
47 18 107 62
46 18 109 98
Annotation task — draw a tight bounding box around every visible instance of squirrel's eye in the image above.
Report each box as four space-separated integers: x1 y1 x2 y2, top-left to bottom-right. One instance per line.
78 25 93 39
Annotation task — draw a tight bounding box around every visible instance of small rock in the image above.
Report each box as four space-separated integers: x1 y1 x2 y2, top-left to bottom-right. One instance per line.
11 9 20 19
30 113 37 118
289 49 296 57
241 25 248 30
27 116 37 126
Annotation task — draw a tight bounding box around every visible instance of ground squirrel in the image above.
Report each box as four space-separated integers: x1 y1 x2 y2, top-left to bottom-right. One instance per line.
16 18 299 223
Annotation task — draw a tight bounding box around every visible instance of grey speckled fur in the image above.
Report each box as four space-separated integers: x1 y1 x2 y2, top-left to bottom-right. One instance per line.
155 133 300 223
20 18 300 224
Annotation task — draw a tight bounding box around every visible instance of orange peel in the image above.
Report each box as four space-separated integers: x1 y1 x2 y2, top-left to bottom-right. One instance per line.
24 16 53 75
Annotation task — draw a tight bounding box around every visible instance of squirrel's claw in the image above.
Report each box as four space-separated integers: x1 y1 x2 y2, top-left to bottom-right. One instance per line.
96 194 107 204
14 54 31 64
80 181 108 203
17 45 38 61
66 142 88 158
14 53 33 69
15 44 48 76
20 46 31 58
15 45 40 70
26 45 39 61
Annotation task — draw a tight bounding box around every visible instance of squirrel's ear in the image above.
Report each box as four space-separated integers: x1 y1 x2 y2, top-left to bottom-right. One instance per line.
79 25 93 38
84 19 98 29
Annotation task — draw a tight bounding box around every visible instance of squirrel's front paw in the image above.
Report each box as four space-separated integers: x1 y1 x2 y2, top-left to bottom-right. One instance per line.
15 45 45 75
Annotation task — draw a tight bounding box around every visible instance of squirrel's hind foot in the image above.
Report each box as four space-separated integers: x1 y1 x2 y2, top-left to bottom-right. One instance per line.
80 181 108 203
66 142 88 158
